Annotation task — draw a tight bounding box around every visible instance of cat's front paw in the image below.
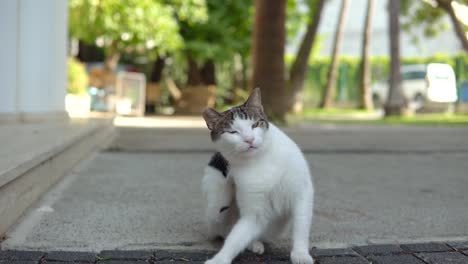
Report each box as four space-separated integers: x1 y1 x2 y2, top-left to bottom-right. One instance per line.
291 250 314 264
205 255 231 264
248 240 265 255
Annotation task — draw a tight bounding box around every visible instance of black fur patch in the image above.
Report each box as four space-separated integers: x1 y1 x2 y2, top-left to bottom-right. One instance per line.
208 152 229 177
219 206 230 213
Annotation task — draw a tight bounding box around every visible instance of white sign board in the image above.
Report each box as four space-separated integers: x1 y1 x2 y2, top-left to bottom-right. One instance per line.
115 72 146 116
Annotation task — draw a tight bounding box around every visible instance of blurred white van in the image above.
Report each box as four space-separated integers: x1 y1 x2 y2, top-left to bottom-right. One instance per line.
372 63 457 109
426 63 457 103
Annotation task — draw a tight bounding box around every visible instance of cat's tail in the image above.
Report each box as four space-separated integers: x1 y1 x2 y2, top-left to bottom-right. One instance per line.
201 153 237 239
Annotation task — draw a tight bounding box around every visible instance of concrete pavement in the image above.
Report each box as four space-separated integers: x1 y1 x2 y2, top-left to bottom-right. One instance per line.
2 118 468 257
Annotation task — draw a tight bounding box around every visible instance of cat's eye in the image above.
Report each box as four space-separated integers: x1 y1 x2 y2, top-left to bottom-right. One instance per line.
226 130 238 134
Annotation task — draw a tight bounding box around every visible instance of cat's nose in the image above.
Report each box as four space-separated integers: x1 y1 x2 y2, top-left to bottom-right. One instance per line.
244 138 254 145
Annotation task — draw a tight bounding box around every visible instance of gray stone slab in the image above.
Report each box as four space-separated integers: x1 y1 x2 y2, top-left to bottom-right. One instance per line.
99 250 153 260
0 122 98 188
448 241 468 250
153 251 212 261
45 251 96 262
0 261 37 264
239 262 285 264
311 248 358 258
236 251 289 262
417 252 468 264
96 261 147 264
0 250 44 261
317 256 369 264
353 244 404 256
368 255 426 264
45 262 87 264
154 260 204 264
401 243 453 253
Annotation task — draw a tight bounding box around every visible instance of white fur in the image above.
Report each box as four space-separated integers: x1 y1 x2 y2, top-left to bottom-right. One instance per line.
202 118 315 264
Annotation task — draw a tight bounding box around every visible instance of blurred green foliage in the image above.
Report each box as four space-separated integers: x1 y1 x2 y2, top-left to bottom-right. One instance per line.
179 0 253 62
69 0 207 58
401 0 468 44
67 57 89 95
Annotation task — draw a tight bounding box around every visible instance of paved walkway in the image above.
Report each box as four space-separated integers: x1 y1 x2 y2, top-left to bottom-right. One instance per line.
2 117 468 263
1 241 468 263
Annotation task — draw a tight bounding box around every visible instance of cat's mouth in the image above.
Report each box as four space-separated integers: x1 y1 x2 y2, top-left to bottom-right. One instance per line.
245 145 258 152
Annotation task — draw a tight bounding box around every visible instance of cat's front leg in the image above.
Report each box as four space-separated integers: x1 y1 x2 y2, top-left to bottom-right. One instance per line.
290 194 314 264
205 217 263 264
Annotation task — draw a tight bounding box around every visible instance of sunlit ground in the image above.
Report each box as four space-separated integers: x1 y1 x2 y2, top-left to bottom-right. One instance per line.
113 115 206 128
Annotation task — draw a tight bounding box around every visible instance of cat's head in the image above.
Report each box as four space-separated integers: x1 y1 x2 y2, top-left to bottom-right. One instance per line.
202 88 269 157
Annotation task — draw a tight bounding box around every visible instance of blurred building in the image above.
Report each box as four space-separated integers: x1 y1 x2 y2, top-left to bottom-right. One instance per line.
0 0 68 122
316 0 464 57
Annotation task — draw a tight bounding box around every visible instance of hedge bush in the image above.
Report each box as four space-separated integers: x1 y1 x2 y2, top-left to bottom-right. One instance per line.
288 53 468 107
67 57 89 95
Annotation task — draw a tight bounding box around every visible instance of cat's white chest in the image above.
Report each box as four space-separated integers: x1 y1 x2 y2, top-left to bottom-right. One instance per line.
231 160 281 191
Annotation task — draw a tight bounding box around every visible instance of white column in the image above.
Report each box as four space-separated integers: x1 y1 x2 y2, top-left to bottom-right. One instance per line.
17 0 68 122
0 0 19 122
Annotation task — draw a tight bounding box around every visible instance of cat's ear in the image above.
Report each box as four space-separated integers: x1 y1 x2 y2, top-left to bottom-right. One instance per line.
202 108 221 130
244 87 263 110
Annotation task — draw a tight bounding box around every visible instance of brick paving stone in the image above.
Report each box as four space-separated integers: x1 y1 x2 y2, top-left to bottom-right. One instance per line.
317 256 369 264
311 248 358 258
448 241 468 250
0 250 45 261
368 255 426 264
45 251 97 262
353 244 404 256
99 250 153 261
400 242 452 253
417 252 468 264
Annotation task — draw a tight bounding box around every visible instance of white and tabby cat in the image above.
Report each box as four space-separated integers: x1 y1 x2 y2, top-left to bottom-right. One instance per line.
201 88 314 264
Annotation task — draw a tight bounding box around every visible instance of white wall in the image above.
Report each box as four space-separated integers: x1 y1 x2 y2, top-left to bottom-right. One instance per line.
0 0 19 119
0 0 68 122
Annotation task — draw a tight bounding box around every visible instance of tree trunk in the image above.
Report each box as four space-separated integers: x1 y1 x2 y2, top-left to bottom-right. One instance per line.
287 0 326 113
187 55 203 86
146 57 166 114
186 57 216 86
150 57 165 82
77 40 105 62
251 0 287 122
384 0 406 116
201 59 216 85
320 0 350 109
436 0 468 52
359 0 375 110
